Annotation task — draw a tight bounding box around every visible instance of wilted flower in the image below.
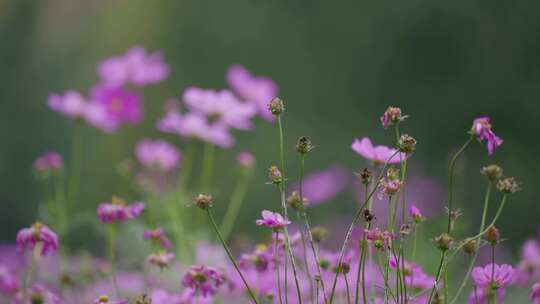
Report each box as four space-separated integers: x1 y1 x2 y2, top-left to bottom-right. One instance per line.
352 137 406 165
434 233 454 251
135 139 180 172
472 117 503 155
365 228 393 251
497 177 520 194
147 251 175 269
484 225 501 245
358 168 372 185
267 166 282 184
463 239 479 255
16 222 59 256
226 65 278 121
182 265 226 297
236 151 255 169
471 263 514 289
256 210 291 232
97 197 145 223
410 205 423 224
380 106 404 129
34 152 63 173
363 209 375 223
296 136 314 155
268 97 284 116
97 47 169 87
397 134 417 153
193 194 214 210
134 294 152 304
143 228 172 249
310 227 329 243
480 164 503 182
286 191 305 209
94 295 129 304
379 174 403 197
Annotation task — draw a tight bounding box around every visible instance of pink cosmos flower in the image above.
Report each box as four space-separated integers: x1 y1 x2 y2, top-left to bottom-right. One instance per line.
471 263 514 289
147 251 175 269
225 64 278 122
532 282 540 303
16 222 59 256
157 109 235 148
472 117 503 155
236 151 255 169
97 198 145 224
135 139 180 172
90 85 143 126
289 165 350 205
97 47 169 87
0 264 19 295
256 210 291 232
143 228 172 249
34 151 63 172
182 87 257 130
48 90 87 118
351 137 406 164
182 265 226 297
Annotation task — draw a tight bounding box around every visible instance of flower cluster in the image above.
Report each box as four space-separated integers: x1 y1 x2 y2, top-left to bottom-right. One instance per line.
97 197 145 223
182 265 227 297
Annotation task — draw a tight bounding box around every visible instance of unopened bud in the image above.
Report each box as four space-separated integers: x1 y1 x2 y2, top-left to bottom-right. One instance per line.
336 261 350 274
398 134 417 153
268 97 285 115
480 165 503 182
484 225 500 245
380 106 405 129
462 239 478 255
434 233 454 251
310 227 329 243
194 194 213 210
296 136 314 155
497 177 520 194
267 166 283 184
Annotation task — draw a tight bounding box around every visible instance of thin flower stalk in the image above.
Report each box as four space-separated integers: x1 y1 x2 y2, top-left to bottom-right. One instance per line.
107 224 121 298
68 121 83 215
221 168 253 241
275 232 284 304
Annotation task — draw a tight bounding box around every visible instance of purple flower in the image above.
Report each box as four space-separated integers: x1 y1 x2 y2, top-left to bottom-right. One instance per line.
516 239 540 285
289 165 350 205
365 227 393 252
410 204 423 223
239 245 273 272
90 85 143 126
147 251 175 269
182 87 257 130
34 151 63 172
48 90 87 118
97 47 169 87
94 295 129 304
471 263 514 289
135 139 180 172
182 265 226 297
0 264 19 295
17 284 62 304
97 197 145 224
256 210 291 232
532 282 540 303
143 228 172 249
472 117 503 155
16 222 59 256
351 137 406 164
225 64 278 122
236 151 255 169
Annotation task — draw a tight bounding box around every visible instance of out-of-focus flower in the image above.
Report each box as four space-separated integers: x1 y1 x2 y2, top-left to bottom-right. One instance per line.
267 97 284 116
290 165 350 205
410 205 423 224
380 106 405 129
97 197 145 224
90 85 143 127
183 87 257 130
193 194 214 210
434 233 454 251
468 286 505 304
182 265 226 297
267 166 283 185
256 210 291 232
497 177 520 194
143 228 172 249
236 151 255 169
296 136 314 155
97 47 169 87
18 284 62 304
135 139 180 172
34 152 63 173
48 91 87 118
531 282 540 303
472 117 503 155
365 228 393 251
480 164 503 182
147 251 175 269
94 295 129 304
16 222 59 256
0 264 19 295
515 239 540 285
388 257 435 290
239 244 273 272
471 263 514 289
352 137 406 165
226 64 278 121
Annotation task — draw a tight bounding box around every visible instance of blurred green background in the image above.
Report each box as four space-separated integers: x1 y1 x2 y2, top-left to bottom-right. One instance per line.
0 0 538 252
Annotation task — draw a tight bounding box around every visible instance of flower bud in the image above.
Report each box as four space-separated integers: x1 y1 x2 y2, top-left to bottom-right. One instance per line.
319 259 330 270
484 225 500 245
286 191 305 209
268 97 285 115
462 239 478 255
387 167 400 181
497 177 520 194
480 165 503 182
380 106 404 129
398 134 417 153
358 168 372 185
434 233 454 251
310 227 329 243
194 194 213 210
363 209 375 222
296 136 314 155
335 261 350 274
267 166 283 184
410 205 423 224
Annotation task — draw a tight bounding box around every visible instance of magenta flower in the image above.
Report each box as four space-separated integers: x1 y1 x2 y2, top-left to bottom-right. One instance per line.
90 85 143 126
34 151 63 172
236 151 255 169
16 222 59 256
351 137 406 164
410 204 423 224
239 245 273 272
226 64 278 122
182 265 226 297
531 282 540 303
182 87 257 130
256 210 291 232
471 263 514 289
290 165 350 205
97 198 145 224
143 228 172 249
135 139 180 172
147 251 175 269
48 90 87 118
0 264 19 295
97 47 169 87
365 227 393 252
472 117 503 155
94 295 129 304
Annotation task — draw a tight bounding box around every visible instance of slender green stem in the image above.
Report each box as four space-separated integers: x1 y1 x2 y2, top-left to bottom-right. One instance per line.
179 143 196 191
344 272 351 304
221 168 252 241
22 248 37 300
356 184 370 304
297 211 314 303
449 182 493 304
206 209 259 303
200 143 215 193
107 224 121 298
53 172 68 236
329 151 399 303
275 232 284 304
68 121 83 214
427 251 446 303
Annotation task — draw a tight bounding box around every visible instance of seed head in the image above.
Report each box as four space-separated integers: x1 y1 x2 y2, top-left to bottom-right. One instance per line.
484 225 501 245
434 233 454 251
363 209 375 222
286 191 306 209
380 106 405 128
397 134 417 153
310 227 329 243
462 239 478 255
497 177 520 194
268 97 285 115
358 168 372 185
194 194 213 210
296 136 314 155
267 166 283 184
480 164 503 182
